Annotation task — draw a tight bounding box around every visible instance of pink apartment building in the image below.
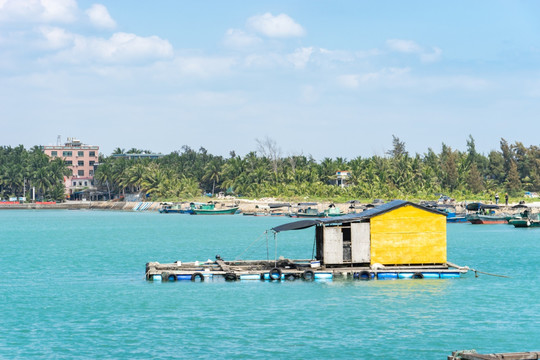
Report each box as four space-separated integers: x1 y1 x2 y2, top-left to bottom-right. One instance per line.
42 138 99 197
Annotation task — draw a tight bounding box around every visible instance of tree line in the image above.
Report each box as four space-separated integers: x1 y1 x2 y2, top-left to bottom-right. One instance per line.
1 136 537 202
0 145 70 201
93 136 538 202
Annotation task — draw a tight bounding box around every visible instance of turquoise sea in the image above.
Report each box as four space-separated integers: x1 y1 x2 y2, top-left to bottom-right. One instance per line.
1 210 539 359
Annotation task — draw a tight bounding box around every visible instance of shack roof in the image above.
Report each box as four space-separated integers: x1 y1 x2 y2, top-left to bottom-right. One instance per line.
272 200 445 233
465 202 499 211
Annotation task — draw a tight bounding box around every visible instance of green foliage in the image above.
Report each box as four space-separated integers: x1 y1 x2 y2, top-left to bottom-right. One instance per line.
0 145 70 201
6 136 540 203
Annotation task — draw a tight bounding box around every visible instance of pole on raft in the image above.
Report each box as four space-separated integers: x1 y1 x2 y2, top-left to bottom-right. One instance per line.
274 232 277 268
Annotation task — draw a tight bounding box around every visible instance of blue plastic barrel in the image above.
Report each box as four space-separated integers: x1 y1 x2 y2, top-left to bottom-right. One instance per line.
377 272 398 280
263 273 285 280
422 272 440 279
152 274 162 282
440 272 460 279
176 274 192 281
240 274 262 280
398 273 414 279
314 272 333 280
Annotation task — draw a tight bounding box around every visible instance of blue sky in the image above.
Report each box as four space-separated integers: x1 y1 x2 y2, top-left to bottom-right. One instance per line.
1 0 540 159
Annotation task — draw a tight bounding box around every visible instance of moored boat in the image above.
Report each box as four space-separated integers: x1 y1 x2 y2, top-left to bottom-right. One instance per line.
190 202 239 215
322 203 343 217
465 203 509 224
159 202 193 214
290 202 321 218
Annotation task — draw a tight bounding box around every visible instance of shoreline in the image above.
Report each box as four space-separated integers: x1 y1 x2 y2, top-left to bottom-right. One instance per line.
0 199 520 215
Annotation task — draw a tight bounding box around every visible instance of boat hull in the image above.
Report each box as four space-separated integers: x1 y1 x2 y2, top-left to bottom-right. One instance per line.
192 207 239 215
466 214 508 224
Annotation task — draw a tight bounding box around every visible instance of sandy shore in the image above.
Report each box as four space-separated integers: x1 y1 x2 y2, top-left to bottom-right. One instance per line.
0 199 520 215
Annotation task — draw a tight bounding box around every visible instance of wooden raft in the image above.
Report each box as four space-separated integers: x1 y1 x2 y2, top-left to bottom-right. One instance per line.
448 351 540 360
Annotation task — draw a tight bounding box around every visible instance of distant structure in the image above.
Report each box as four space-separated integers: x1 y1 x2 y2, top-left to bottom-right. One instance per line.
43 138 99 199
112 153 164 160
335 170 350 188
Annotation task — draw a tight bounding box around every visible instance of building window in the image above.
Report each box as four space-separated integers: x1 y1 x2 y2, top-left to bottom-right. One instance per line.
84 181 88 186
51 151 57 156
78 160 84 166
78 151 84 157
63 151 72 157
78 170 84 176
89 170 94 176
89 161 95 166
65 160 72 165
89 151 96 157
79 181 82 186
73 182 76 186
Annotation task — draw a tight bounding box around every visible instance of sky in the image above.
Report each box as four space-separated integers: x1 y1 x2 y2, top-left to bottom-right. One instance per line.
2 0 540 159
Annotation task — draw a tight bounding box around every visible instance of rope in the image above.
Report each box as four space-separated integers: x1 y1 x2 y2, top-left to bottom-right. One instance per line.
234 231 268 260
471 269 510 278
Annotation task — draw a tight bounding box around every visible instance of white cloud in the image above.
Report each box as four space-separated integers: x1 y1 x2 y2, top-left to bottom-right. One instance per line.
170 56 236 78
420 47 442 63
0 0 78 23
85 3 116 29
49 32 174 64
38 26 74 49
386 39 422 53
223 28 261 49
338 68 411 89
247 13 305 38
287 47 313 68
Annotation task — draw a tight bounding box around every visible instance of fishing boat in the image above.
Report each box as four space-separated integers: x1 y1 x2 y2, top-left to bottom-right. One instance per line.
508 205 540 227
423 202 467 223
465 203 510 224
290 202 321 218
322 204 344 217
159 202 193 214
190 202 239 215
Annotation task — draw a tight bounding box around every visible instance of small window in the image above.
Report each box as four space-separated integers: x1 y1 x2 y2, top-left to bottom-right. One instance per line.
89 170 94 176
89 151 96 157
89 161 95 166
78 151 84 157
78 160 84 166
65 160 72 165
63 151 72 157
84 181 88 186
73 182 76 186
51 151 57 156
79 181 82 186
78 170 84 176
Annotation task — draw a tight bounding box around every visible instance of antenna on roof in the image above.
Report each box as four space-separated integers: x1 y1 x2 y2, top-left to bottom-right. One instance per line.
56 135 61 146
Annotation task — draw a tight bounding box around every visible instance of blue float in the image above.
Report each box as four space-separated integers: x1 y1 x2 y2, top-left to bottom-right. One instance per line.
422 272 440 279
440 272 460 279
176 274 192 281
377 272 398 280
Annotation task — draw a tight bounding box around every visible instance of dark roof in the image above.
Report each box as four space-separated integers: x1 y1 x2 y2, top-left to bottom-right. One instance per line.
465 202 499 211
272 200 445 233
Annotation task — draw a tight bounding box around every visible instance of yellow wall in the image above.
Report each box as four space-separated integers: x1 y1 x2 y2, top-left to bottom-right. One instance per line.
370 205 446 265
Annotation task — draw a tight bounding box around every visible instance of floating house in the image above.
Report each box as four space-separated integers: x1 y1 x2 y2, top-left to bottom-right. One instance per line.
145 200 467 282
273 200 447 267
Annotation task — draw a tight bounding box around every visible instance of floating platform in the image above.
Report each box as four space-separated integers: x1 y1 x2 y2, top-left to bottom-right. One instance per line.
448 350 540 360
145 258 467 282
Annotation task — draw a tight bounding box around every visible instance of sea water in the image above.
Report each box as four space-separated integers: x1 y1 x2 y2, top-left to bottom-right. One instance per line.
1 210 539 359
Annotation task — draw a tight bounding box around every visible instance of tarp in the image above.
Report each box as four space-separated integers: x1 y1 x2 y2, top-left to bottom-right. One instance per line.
465 202 499 211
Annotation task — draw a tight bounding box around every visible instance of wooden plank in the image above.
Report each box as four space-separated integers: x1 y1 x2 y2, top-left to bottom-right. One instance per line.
351 222 370 263
215 259 231 272
323 226 343 264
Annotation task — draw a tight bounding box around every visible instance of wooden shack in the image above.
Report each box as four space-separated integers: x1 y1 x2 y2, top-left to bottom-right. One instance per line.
273 200 447 267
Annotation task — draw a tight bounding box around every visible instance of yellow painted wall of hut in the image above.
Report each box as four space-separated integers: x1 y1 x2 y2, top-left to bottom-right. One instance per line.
369 205 446 265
